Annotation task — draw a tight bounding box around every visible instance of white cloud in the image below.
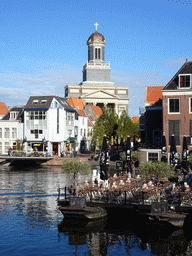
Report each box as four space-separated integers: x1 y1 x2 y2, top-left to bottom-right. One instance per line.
0 57 187 116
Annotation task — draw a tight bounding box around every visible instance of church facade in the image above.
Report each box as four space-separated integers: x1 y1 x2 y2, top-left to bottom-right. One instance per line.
64 23 129 116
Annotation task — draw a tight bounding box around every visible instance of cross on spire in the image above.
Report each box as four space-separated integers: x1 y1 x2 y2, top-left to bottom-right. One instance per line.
94 22 99 31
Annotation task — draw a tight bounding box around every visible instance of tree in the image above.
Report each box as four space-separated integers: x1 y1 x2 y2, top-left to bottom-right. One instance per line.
62 159 92 196
91 106 119 148
117 111 132 140
140 161 176 202
132 151 141 167
132 120 140 140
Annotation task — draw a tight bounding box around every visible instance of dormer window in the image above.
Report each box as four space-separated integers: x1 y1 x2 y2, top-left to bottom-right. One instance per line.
41 100 47 104
10 112 18 120
179 74 191 88
33 100 39 104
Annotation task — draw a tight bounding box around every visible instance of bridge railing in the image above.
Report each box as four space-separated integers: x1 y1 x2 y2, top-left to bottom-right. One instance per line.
9 150 52 157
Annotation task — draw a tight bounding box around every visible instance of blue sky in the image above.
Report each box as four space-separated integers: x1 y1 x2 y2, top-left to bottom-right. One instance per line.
0 0 192 117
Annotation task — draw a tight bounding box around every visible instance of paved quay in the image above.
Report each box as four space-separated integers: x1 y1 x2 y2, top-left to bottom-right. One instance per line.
43 154 116 167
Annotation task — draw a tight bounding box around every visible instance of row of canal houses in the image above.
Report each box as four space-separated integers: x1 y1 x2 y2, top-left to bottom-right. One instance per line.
139 60 192 164
0 95 102 155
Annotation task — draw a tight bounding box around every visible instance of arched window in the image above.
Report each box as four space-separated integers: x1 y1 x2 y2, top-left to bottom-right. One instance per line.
95 48 101 59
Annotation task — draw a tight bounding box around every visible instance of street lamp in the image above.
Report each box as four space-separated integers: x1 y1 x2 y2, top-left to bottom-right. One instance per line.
42 137 46 155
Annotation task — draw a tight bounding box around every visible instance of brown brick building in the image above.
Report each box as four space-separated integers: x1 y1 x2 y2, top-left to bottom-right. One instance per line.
162 60 192 158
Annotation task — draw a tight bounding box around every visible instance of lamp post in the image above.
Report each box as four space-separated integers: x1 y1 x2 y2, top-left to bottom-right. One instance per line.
42 137 46 155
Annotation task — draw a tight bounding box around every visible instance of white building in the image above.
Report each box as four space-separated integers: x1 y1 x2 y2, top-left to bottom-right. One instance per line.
74 109 88 152
24 96 76 156
0 107 24 154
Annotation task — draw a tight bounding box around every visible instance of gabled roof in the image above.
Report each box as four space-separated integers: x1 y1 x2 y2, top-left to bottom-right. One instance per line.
2 106 24 121
88 115 94 122
83 89 119 99
88 121 93 127
163 61 192 90
89 104 103 117
0 103 8 116
68 97 85 110
145 86 164 106
77 110 86 117
24 96 75 112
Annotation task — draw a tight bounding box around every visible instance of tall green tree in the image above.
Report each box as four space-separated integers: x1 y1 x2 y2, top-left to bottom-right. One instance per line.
117 111 133 140
91 106 118 148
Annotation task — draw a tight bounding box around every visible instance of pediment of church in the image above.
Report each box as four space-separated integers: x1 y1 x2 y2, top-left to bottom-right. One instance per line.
83 89 119 99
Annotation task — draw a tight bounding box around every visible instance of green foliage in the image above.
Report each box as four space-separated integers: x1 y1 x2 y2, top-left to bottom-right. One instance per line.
189 154 192 166
117 111 132 140
132 151 141 166
63 159 91 175
92 106 119 148
62 159 92 196
140 161 176 180
16 139 24 155
140 161 176 202
91 107 140 149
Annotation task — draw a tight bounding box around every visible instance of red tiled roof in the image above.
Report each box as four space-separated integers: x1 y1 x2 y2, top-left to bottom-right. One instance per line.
146 86 164 105
0 103 8 115
132 116 139 123
88 115 94 122
67 97 85 110
77 110 86 117
88 121 93 127
90 105 103 117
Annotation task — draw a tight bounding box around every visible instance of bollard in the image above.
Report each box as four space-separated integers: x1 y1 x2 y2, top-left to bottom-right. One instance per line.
65 187 67 199
58 188 60 200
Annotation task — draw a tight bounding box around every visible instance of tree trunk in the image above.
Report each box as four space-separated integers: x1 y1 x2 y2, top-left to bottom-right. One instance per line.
156 183 160 202
74 173 78 197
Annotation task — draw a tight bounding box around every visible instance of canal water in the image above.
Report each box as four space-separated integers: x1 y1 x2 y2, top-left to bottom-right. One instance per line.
0 166 192 256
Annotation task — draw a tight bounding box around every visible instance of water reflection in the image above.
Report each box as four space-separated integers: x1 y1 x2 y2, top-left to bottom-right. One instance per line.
58 217 192 255
1 165 192 255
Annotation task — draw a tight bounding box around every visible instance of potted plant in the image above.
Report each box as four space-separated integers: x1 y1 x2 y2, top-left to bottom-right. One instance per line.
140 160 176 213
62 159 91 207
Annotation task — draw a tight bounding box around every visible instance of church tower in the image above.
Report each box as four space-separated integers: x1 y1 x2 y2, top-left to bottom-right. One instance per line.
64 23 129 116
82 22 111 84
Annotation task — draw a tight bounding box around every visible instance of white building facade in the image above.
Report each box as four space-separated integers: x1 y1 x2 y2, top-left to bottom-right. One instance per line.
0 107 24 154
24 96 76 156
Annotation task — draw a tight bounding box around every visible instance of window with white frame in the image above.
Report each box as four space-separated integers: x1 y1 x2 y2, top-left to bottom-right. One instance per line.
0 128 2 138
169 98 180 113
12 128 17 138
84 129 86 137
179 75 191 88
4 128 10 138
27 111 47 120
41 100 47 104
0 142 2 154
148 152 158 162
80 129 82 136
66 112 74 126
10 112 18 120
32 100 39 104
4 142 9 153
